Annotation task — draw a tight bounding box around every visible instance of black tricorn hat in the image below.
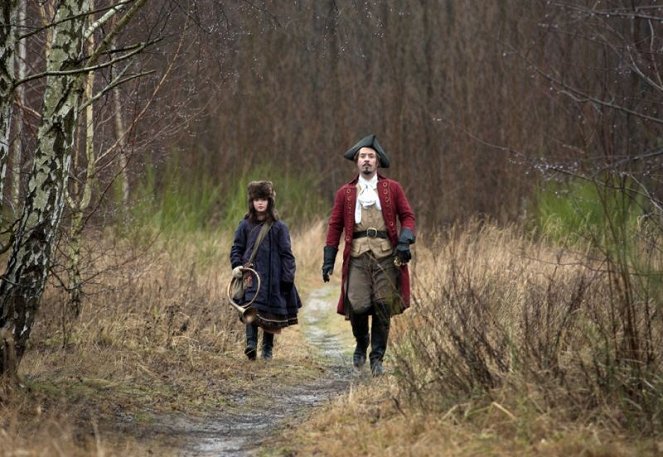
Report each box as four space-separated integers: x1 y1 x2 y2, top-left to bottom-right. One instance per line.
343 134 390 168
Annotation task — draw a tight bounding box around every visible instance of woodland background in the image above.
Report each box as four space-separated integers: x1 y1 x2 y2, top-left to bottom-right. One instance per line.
0 1 662 454
4 0 661 230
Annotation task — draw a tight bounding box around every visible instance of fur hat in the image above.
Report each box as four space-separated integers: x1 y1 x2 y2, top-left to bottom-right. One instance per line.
247 180 275 201
343 134 390 168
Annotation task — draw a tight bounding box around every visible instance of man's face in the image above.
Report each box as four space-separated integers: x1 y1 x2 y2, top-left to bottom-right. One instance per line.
356 147 378 177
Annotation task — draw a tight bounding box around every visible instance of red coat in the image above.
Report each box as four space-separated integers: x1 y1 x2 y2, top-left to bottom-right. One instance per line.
325 173 416 315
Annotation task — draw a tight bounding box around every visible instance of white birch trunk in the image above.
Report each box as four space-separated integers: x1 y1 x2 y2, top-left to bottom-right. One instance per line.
112 76 130 206
67 0 96 319
11 0 26 212
0 0 18 221
0 0 90 376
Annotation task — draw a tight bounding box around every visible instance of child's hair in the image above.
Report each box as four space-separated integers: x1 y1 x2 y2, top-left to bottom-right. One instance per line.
247 180 279 223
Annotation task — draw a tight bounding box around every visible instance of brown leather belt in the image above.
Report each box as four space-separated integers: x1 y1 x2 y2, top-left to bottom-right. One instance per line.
353 228 388 239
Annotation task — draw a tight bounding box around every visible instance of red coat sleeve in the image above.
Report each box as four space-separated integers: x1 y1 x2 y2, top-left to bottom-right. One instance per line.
325 187 346 248
394 181 416 235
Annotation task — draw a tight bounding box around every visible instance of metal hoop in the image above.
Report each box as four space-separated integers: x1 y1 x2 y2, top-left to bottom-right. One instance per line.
227 266 261 308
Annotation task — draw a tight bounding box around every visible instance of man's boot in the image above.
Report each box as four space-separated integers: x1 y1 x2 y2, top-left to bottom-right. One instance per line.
244 324 258 360
350 310 370 370
370 359 384 376
369 303 391 376
353 334 369 369
261 332 274 360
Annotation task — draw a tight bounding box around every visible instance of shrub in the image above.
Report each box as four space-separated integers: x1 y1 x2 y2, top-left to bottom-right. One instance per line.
392 221 663 432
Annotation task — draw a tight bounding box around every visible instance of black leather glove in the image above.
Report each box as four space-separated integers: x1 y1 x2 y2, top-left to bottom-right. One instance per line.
395 228 415 265
395 243 411 264
322 246 338 282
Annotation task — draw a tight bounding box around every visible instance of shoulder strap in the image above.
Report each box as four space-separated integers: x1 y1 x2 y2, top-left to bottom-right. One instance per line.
247 221 273 265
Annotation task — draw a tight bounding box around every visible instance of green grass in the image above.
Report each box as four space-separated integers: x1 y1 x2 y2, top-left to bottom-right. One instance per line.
534 177 645 247
124 157 326 241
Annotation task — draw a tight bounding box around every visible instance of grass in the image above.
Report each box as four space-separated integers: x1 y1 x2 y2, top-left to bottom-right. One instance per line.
267 221 663 456
2 220 663 456
126 158 326 237
534 177 645 246
1 223 327 456
267 380 653 456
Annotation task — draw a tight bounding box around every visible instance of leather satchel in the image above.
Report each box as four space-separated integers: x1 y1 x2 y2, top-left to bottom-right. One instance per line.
230 222 272 303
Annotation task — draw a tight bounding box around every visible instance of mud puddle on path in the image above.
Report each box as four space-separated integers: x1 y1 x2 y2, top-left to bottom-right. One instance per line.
166 286 354 456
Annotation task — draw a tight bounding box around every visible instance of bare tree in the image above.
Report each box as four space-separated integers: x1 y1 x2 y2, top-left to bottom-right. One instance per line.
0 0 152 377
0 0 18 231
0 0 91 378
524 0 663 393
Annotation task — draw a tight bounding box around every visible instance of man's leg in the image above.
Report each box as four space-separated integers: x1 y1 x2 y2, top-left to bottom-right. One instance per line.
347 255 372 369
369 255 398 376
369 302 390 376
349 310 370 368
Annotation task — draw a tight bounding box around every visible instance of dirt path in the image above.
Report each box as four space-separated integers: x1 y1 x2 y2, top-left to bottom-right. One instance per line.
163 285 354 456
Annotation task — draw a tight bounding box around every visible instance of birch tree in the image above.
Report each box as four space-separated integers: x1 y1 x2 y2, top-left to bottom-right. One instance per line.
0 0 18 229
0 0 152 377
65 0 147 320
0 0 91 377
11 0 27 213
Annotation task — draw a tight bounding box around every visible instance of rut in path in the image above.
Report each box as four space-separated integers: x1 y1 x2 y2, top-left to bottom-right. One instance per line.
172 285 354 456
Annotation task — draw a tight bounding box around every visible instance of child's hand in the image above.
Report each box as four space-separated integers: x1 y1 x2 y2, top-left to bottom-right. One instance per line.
232 266 243 278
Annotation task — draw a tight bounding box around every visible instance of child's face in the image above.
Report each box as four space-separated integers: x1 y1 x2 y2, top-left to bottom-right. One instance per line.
253 198 268 213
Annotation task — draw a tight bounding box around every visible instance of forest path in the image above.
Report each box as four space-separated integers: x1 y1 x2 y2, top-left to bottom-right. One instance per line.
171 285 355 456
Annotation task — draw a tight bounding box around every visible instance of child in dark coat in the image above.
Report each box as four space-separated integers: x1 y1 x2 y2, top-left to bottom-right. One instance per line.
230 181 302 360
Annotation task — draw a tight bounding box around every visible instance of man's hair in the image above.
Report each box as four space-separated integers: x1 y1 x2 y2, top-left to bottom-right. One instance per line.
354 147 379 165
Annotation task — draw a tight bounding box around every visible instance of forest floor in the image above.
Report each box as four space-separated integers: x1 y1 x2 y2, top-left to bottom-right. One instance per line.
147 285 357 456
4 224 661 456
2 284 362 457
2 227 381 457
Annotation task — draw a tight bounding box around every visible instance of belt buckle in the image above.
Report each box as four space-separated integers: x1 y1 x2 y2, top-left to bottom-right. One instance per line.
366 227 378 238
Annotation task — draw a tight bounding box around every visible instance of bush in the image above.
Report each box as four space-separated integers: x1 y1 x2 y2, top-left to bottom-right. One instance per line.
392 221 663 432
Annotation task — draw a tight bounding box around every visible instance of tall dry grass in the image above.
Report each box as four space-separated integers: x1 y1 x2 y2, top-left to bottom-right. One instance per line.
0 230 240 455
1 224 325 455
276 221 662 456
392 220 663 432
5 220 662 456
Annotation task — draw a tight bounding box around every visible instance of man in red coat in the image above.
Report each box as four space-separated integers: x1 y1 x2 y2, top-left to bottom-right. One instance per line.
322 134 416 376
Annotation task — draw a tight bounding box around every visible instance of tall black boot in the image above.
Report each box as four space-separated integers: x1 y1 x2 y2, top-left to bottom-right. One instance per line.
350 309 370 369
244 323 258 360
261 331 274 360
370 303 391 376
353 334 369 369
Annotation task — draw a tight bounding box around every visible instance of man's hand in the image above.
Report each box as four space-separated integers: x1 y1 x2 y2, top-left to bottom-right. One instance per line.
322 266 333 282
395 243 411 264
394 228 415 265
322 246 338 282
232 266 244 278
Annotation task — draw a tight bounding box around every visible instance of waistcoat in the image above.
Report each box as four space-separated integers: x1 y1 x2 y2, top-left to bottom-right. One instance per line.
351 205 393 258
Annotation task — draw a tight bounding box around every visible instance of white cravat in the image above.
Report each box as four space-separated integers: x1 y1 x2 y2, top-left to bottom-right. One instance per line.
355 175 381 224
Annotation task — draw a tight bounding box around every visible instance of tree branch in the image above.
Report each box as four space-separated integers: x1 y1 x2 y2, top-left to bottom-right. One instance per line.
78 70 155 113
12 41 153 87
83 2 127 40
18 1 134 41
86 0 148 68
534 65 663 126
